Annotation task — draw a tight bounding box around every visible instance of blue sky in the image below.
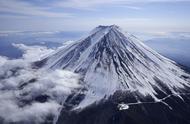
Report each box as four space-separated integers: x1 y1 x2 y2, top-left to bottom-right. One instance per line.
0 0 190 34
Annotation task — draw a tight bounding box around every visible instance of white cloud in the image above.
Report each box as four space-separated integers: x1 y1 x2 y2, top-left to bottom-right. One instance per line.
142 31 190 39
0 56 8 66
0 44 81 123
0 0 72 18
0 0 189 32
13 43 55 61
54 0 190 10
49 17 152 32
0 99 60 123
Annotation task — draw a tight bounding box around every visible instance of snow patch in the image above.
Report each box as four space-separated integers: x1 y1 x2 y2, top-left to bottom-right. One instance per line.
118 103 129 110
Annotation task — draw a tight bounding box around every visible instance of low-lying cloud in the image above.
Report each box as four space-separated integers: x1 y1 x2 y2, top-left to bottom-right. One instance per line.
0 44 81 123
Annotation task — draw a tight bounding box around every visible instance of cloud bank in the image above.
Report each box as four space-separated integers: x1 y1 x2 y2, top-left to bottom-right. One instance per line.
0 44 81 123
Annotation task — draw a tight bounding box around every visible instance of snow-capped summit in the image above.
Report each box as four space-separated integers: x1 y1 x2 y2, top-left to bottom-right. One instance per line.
90 25 120 33
38 25 190 109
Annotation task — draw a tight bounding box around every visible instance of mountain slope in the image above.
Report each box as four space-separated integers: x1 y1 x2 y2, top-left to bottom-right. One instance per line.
37 25 190 110
33 25 190 124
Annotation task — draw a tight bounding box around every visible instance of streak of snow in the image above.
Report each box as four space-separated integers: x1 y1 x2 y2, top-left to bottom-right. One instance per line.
42 25 190 109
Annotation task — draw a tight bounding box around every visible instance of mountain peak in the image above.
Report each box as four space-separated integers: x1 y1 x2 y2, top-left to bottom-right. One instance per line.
90 24 122 35
97 24 120 29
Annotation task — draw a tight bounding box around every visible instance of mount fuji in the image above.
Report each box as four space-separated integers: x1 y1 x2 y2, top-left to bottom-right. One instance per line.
34 25 190 124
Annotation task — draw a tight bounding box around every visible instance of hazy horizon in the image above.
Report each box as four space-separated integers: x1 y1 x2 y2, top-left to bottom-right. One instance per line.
0 0 190 35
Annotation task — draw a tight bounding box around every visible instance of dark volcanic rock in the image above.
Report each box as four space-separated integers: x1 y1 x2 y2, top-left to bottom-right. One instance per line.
56 94 190 124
